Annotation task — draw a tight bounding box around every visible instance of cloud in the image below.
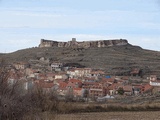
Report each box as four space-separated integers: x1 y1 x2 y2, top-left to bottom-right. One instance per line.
0 7 159 31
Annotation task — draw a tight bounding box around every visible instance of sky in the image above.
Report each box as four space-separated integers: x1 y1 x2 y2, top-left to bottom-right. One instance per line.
0 0 160 53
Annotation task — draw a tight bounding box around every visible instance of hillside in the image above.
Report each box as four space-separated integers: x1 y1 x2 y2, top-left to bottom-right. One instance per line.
1 43 160 76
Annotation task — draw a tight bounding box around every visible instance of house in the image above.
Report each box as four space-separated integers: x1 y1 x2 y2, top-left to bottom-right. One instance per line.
149 75 160 87
89 84 106 98
46 73 55 81
67 68 92 78
132 84 142 95
25 68 40 79
38 80 55 93
108 83 121 95
67 79 82 88
73 88 82 97
67 69 76 78
57 81 68 96
141 84 153 94
121 76 129 80
25 68 34 76
123 85 133 96
74 68 92 77
55 73 68 80
82 82 99 90
38 73 47 80
39 57 50 63
13 62 29 70
83 77 97 82
65 79 82 99
23 79 34 92
101 77 116 85
130 68 140 76
51 62 63 72
149 75 157 81
88 70 105 78
118 76 130 84
8 70 20 83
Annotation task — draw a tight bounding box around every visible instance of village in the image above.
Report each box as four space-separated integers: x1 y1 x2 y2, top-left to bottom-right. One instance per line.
6 56 160 103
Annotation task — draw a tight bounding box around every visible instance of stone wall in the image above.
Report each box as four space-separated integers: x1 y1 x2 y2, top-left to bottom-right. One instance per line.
39 39 58 48
39 38 128 48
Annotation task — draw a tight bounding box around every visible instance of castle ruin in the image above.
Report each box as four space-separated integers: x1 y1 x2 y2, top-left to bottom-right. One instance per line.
39 38 128 48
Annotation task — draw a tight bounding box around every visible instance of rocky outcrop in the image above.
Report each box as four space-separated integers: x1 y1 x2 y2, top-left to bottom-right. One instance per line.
39 38 128 48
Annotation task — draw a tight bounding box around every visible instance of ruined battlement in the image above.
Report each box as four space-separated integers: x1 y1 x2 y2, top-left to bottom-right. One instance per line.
39 39 59 47
39 38 128 48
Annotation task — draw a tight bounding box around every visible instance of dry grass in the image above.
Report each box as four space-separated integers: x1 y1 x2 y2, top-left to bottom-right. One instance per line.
3 44 160 75
55 102 160 114
55 111 160 120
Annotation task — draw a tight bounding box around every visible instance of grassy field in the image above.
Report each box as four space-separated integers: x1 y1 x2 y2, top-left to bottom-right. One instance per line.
55 111 160 120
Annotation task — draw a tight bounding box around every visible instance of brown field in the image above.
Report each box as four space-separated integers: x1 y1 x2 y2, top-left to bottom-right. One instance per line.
55 111 160 120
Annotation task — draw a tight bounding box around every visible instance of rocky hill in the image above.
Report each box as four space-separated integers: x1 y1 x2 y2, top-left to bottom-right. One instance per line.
39 38 128 48
1 39 160 76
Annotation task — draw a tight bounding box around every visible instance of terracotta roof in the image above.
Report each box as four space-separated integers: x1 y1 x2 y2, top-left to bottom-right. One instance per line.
123 85 133 92
38 82 54 88
74 88 82 91
143 84 154 93
69 79 81 83
58 82 67 88
83 82 99 85
39 74 46 77
132 84 142 89
121 76 129 80
55 73 66 76
108 83 122 90
102 77 115 82
84 77 96 81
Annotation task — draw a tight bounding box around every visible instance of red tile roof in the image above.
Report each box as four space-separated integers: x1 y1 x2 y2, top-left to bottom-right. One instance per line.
143 84 153 93
90 70 105 74
102 77 115 83
83 82 99 85
108 83 122 90
121 76 129 80
74 88 82 91
39 82 54 88
123 85 133 92
58 82 67 88
69 79 81 83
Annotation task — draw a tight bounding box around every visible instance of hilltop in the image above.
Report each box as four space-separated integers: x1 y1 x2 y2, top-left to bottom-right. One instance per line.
1 39 160 76
39 38 128 48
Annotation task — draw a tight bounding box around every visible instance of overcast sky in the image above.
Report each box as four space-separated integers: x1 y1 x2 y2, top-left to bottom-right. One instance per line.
0 0 160 53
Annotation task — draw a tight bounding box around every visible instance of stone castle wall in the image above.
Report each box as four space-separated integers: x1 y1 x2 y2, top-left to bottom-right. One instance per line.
39 39 58 47
39 38 128 48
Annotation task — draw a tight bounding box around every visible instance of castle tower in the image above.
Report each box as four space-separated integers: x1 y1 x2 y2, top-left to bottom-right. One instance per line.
72 38 76 42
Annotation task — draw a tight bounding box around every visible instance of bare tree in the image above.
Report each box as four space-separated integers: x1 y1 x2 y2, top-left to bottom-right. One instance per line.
0 60 59 119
